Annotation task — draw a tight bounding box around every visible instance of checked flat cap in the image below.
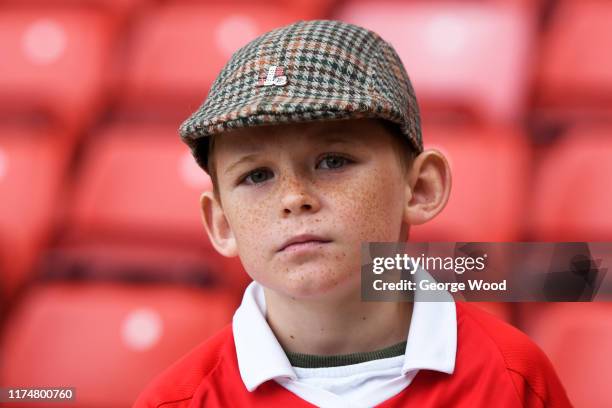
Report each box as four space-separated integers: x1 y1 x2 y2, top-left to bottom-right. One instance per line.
179 19 423 172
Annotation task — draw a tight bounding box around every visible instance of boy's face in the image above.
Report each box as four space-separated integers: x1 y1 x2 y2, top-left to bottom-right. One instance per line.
202 119 416 300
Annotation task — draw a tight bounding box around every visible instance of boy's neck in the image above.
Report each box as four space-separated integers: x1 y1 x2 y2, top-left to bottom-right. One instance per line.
263 286 413 356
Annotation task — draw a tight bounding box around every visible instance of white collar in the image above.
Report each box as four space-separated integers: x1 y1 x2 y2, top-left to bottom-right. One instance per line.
233 269 457 391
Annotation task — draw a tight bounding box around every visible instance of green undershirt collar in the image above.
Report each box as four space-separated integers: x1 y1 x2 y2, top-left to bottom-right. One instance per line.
285 340 407 368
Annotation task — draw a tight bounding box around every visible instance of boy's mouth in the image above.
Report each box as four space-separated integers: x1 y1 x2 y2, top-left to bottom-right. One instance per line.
277 234 332 252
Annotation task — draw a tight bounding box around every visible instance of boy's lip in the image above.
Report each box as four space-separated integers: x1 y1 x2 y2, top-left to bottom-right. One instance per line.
277 234 332 252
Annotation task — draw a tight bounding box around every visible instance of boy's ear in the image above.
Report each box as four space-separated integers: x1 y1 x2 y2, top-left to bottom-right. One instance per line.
200 191 238 257
403 149 452 225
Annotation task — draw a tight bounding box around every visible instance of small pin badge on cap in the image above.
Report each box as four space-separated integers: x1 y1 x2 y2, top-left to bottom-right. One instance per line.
257 65 288 87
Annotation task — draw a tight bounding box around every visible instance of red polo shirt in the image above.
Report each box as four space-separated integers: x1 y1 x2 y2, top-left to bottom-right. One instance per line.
134 302 572 407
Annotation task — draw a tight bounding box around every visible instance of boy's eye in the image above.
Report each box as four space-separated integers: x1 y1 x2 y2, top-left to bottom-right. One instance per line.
317 154 351 170
241 168 273 185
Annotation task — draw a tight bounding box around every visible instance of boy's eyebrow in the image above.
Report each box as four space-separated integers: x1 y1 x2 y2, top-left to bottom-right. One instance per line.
224 153 260 176
320 136 355 145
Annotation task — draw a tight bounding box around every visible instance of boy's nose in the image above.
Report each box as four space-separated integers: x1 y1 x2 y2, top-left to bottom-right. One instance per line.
280 179 321 216
282 192 319 216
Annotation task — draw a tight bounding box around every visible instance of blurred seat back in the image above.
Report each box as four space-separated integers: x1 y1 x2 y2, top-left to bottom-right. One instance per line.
0 282 235 408
531 124 612 241
335 1 535 122
0 125 68 299
1 0 150 19
521 302 612 408
70 122 209 239
410 124 530 241
0 7 115 134
537 1 612 116
121 3 301 119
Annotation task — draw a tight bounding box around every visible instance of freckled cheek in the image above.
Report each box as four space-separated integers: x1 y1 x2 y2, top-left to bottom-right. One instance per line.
330 172 404 242
225 197 273 253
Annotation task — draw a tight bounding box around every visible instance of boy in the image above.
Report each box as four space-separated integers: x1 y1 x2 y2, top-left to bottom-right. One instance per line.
134 20 571 407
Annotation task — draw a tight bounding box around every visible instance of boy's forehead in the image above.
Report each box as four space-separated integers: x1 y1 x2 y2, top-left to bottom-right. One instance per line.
215 118 386 152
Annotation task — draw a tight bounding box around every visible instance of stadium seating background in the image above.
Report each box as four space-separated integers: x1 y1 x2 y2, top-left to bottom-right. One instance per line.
1 0 610 406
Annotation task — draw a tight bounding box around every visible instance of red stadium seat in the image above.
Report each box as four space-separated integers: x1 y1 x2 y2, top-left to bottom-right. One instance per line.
0 125 69 300
531 125 612 241
334 1 535 122
283 0 335 19
70 122 212 239
0 7 115 134
521 302 612 408
537 1 612 114
1 0 150 20
60 121 250 291
121 3 301 118
410 123 530 241
0 282 236 408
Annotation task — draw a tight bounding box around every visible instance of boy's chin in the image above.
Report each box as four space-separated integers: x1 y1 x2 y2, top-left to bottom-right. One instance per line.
274 273 361 302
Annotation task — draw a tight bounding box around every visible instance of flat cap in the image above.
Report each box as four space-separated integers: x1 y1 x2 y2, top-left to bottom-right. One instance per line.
179 19 422 172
